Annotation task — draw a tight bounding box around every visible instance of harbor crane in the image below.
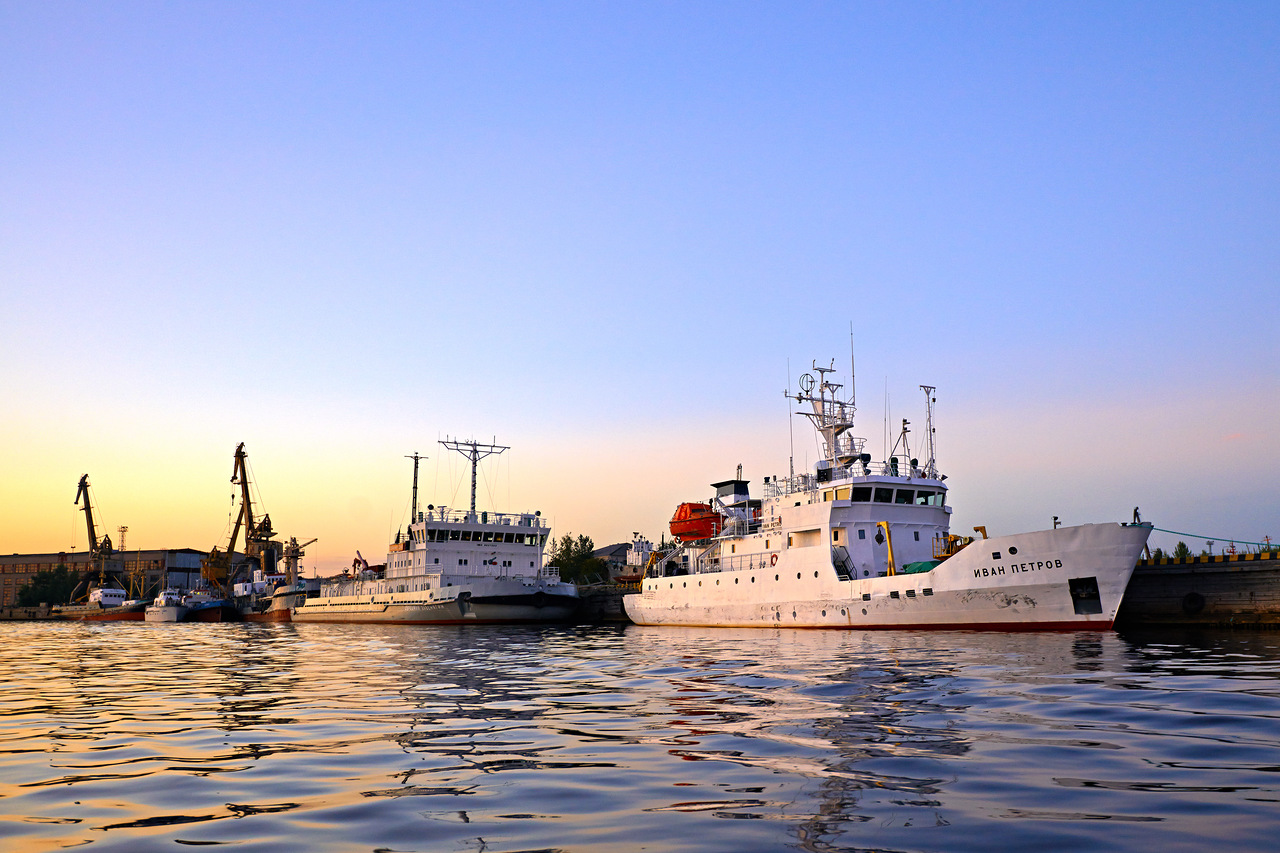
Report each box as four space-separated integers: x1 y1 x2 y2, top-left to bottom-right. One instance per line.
67 475 120 602
75 474 113 560
202 443 277 593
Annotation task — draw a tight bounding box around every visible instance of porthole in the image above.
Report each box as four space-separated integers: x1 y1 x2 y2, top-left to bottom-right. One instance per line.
796 572 801 579
1009 546 1019 555
735 578 739 584
774 574 779 581
814 571 819 578
822 610 827 616
792 611 797 618
862 608 868 615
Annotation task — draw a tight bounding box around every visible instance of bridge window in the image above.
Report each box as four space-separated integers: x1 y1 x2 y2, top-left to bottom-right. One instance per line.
895 490 914 504
851 487 872 502
873 488 893 503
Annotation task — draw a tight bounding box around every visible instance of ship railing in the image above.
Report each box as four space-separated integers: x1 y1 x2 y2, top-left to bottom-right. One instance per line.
762 473 817 499
765 462 943 493
412 508 546 528
695 551 778 575
832 434 867 459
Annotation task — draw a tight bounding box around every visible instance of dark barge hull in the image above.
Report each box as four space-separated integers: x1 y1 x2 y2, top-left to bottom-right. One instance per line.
1116 552 1280 628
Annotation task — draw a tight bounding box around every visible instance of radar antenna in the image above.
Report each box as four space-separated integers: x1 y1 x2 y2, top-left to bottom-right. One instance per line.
440 437 509 518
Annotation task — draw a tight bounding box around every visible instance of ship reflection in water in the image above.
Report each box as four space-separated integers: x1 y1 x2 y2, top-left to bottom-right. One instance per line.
2 623 1279 852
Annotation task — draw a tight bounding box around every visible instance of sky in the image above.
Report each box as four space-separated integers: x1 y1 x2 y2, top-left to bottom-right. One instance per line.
2 1 1277 573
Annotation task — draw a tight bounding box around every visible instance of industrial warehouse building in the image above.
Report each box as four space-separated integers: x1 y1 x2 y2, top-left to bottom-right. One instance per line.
0 549 209 606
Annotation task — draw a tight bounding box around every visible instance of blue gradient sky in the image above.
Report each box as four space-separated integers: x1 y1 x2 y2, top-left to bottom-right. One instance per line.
3 2 1277 571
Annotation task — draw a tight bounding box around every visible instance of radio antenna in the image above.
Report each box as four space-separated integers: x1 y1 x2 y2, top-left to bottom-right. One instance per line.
849 323 856 409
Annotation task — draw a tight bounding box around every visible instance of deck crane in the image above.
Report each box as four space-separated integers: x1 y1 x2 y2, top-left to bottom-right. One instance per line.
281 537 317 586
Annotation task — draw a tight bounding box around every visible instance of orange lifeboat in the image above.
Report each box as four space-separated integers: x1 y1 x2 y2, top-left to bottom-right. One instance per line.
669 502 724 542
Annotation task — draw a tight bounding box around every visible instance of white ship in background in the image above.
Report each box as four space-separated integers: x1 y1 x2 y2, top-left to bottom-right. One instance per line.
293 438 579 624
625 359 1151 630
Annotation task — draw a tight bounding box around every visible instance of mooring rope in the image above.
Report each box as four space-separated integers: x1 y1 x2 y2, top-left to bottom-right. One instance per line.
1147 525 1273 549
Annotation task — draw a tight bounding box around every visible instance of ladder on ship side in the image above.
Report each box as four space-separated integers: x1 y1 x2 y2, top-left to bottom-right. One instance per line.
831 545 854 581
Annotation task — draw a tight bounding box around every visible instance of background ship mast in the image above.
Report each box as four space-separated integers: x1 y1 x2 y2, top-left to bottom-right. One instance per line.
440 437 509 518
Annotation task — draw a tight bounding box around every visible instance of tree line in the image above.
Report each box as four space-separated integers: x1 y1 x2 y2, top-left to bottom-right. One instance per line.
15 564 90 607
1149 540 1274 560
546 533 607 583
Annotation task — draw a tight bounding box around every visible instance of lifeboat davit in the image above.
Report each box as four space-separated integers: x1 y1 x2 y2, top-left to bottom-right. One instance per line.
669 502 724 542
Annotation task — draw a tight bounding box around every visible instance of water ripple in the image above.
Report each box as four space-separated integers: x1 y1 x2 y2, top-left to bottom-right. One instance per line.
1 623 1279 851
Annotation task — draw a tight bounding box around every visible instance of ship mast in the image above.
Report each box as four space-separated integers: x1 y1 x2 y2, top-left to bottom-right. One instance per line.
439 437 509 518
405 452 426 521
920 385 938 479
786 360 860 467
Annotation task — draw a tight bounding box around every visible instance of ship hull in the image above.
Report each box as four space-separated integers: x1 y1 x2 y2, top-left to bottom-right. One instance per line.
239 597 298 622
56 602 147 621
79 604 147 622
185 603 240 622
293 589 578 625
242 608 293 623
626 523 1150 630
144 605 187 622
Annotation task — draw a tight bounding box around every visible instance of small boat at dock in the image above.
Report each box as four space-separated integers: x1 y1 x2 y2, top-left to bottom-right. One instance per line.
55 587 148 621
144 588 187 622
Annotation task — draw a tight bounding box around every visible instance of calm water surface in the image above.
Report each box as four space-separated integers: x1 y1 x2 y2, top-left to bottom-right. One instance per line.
2 622 1278 852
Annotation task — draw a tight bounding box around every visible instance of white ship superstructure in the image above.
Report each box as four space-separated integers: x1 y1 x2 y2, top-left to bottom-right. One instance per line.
625 360 1151 630
293 439 578 624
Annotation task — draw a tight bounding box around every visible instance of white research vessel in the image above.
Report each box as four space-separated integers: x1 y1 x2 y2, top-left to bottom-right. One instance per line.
293 439 579 625
625 361 1151 630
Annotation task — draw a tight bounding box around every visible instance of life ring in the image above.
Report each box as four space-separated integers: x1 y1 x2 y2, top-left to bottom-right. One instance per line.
770 554 778 567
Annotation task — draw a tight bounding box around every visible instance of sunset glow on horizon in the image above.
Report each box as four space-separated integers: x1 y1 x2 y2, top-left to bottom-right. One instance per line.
3 3 1277 572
